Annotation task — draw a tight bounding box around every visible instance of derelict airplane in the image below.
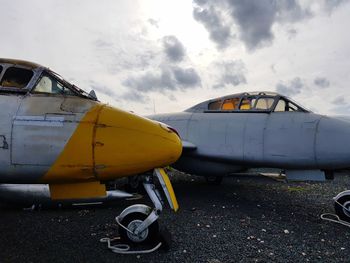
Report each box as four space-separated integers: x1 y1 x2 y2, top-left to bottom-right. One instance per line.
0 58 182 246
149 91 350 222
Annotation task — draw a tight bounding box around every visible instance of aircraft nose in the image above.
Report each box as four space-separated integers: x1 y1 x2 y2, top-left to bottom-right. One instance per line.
94 106 182 180
316 116 350 169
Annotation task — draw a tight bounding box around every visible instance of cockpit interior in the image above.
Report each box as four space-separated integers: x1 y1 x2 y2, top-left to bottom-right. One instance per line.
0 60 96 101
187 92 309 113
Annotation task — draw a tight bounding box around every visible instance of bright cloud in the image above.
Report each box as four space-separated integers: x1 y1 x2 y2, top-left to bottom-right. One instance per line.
1 0 350 115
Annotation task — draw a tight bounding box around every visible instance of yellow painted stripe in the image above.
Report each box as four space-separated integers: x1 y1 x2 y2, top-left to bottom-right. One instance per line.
41 100 182 198
49 181 106 200
159 168 179 212
41 104 104 183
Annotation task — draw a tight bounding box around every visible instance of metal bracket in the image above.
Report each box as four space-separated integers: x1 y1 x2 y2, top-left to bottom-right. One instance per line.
153 168 179 211
0 135 8 149
132 179 164 235
144 179 164 212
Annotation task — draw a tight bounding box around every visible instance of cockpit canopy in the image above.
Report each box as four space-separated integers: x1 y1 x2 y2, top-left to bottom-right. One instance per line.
185 91 309 113
0 66 34 90
0 58 96 101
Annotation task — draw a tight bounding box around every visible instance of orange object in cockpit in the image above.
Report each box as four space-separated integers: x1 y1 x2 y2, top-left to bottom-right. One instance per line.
222 98 239 110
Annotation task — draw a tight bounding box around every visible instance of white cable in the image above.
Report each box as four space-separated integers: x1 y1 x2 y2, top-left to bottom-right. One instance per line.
321 199 350 228
100 238 162 254
320 213 350 228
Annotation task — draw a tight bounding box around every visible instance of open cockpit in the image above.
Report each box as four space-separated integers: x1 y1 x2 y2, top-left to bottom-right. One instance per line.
0 58 97 100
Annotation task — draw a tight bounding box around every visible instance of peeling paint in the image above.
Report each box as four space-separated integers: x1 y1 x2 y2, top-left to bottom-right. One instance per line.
0 135 8 149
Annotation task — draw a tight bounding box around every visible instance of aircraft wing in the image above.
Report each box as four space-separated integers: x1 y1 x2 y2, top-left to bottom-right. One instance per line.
182 140 197 151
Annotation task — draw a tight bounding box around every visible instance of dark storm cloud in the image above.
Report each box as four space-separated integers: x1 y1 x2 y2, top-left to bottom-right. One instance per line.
276 77 304 96
193 1 232 49
123 66 201 93
172 67 201 86
213 60 247 88
314 77 330 88
228 0 278 50
121 33 201 101
193 0 312 50
123 68 174 92
162 36 186 62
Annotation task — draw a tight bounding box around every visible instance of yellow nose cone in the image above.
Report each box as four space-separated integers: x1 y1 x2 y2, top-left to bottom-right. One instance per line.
95 106 182 180
42 104 182 184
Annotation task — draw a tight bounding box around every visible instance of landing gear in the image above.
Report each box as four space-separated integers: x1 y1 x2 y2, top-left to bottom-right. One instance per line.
119 212 159 245
334 190 350 223
116 175 165 249
102 168 178 254
205 176 223 185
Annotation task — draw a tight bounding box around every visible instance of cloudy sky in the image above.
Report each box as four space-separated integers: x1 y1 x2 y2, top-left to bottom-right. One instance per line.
1 0 350 115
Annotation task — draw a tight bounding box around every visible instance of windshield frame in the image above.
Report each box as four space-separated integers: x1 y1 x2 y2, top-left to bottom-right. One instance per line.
30 69 98 101
0 65 36 94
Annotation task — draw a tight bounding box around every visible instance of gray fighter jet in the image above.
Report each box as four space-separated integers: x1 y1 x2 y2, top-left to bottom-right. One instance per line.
149 91 350 221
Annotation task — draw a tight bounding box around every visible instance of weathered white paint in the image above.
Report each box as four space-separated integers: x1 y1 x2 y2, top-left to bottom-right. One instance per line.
11 96 82 166
13 116 65 127
0 95 21 167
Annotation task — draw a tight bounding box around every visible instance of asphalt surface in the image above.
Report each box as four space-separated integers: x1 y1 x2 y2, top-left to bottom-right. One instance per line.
0 171 350 263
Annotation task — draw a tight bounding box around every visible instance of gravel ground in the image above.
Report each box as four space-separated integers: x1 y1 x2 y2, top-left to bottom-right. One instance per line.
0 171 350 263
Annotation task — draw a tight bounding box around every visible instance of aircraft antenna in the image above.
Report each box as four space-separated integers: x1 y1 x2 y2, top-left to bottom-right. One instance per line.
153 99 156 114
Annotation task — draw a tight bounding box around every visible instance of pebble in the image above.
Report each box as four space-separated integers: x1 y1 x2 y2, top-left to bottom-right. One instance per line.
2 171 350 262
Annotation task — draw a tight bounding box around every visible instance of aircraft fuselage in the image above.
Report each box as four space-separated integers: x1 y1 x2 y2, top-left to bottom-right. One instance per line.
0 59 182 192
149 92 350 177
